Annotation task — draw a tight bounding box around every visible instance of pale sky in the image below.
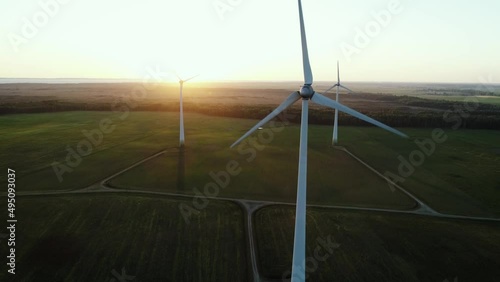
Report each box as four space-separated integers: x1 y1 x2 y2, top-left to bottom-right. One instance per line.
1 0 499 83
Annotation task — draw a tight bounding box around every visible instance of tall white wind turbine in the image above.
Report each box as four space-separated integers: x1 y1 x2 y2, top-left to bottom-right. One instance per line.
231 1 408 281
177 74 198 148
323 61 353 145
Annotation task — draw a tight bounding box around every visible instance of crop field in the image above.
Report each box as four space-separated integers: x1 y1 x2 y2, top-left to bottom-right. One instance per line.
2 0 500 280
0 111 415 209
254 205 500 282
109 117 416 210
338 126 500 217
1 111 499 217
0 111 179 191
0 194 247 282
0 84 499 282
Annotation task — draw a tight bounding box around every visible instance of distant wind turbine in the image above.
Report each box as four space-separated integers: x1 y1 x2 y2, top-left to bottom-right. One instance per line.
323 61 353 145
230 1 408 281
176 74 198 147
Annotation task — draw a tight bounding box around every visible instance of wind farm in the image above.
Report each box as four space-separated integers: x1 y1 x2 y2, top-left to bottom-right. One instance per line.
1 0 500 282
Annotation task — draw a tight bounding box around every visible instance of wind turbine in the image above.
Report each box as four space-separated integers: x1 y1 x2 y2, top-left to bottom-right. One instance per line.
230 1 408 281
323 61 353 145
176 74 198 148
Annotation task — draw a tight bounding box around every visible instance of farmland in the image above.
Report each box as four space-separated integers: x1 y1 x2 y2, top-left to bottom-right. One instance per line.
1 82 499 281
0 111 178 191
0 194 247 282
254 205 500 282
109 115 416 210
1 82 500 129
1 111 499 216
338 126 500 216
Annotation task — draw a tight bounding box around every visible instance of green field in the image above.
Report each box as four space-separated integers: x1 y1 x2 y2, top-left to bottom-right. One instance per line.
0 194 247 282
1 111 499 217
109 112 500 217
254 205 500 281
1 110 500 282
337 126 500 217
109 121 416 210
0 111 179 191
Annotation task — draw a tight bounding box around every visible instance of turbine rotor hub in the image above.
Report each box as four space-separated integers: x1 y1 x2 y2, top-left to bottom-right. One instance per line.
299 84 315 99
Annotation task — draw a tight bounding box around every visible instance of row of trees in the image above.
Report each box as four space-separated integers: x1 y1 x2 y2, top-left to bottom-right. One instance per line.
418 88 500 97
1 98 500 129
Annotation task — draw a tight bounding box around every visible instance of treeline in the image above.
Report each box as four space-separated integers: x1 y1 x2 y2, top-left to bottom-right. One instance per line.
0 100 112 114
1 99 500 130
180 104 500 130
362 94 500 111
417 88 500 97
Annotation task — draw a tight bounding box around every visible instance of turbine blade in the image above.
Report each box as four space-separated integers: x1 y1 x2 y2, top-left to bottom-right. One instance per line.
323 84 339 95
230 92 301 148
339 85 354 93
298 0 313 85
174 71 181 81
311 93 408 138
184 74 199 82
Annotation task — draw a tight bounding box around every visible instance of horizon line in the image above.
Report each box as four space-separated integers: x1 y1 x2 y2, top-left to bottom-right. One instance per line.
0 77 499 86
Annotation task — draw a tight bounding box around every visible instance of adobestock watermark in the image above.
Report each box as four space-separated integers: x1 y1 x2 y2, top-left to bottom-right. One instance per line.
383 76 492 192
213 0 244 21
282 234 340 281
179 110 297 224
8 0 72 53
108 267 135 282
110 66 173 120
340 0 409 62
51 66 172 183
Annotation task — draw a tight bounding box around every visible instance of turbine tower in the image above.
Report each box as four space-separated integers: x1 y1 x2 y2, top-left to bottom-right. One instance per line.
231 1 408 281
323 61 353 145
177 74 198 148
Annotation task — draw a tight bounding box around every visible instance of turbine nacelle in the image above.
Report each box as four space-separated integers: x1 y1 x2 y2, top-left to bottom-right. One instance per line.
299 84 315 99
177 74 198 85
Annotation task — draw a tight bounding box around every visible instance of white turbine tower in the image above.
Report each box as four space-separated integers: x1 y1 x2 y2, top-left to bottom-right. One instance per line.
177 74 198 148
323 61 353 145
231 1 408 281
